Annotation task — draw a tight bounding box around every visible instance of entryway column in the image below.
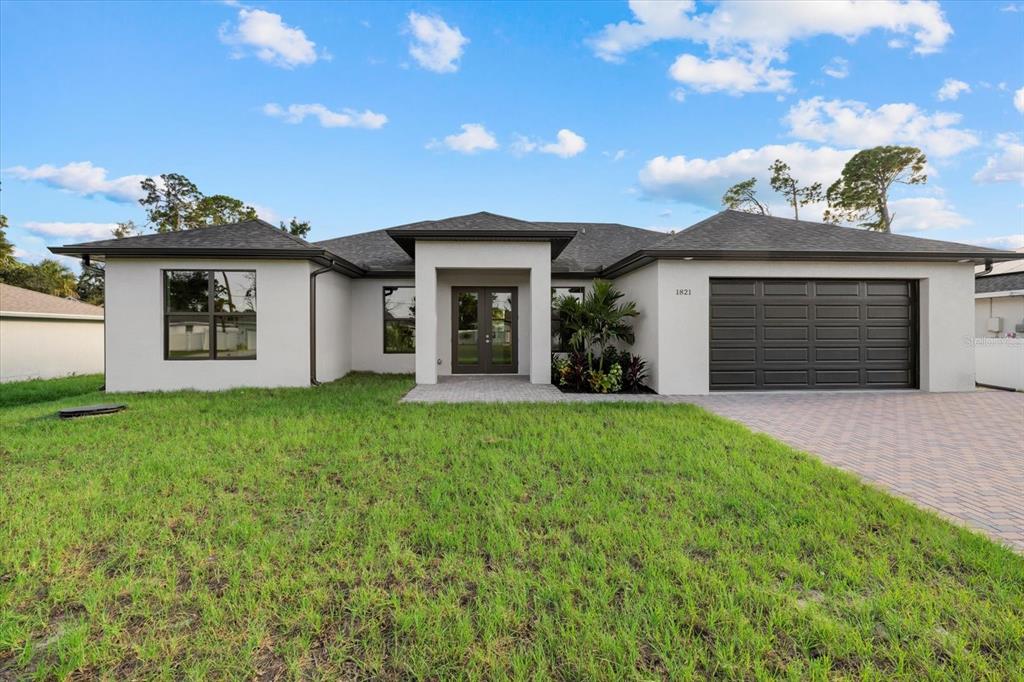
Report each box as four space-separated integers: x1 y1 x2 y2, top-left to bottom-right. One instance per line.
529 264 551 384
415 261 437 384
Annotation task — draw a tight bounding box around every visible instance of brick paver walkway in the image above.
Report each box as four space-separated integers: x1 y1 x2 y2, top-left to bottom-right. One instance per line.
404 379 1024 551
687 391 1024 551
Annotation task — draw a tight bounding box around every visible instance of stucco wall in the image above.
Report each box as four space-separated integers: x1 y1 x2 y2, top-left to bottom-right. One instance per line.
0 316 105 382
349 278 417 373
651 260 975 394
975 294 1024 337
314 266 351 382
974 338 1024 390
414 241 551 383
104 257 313 391
613 263 661 392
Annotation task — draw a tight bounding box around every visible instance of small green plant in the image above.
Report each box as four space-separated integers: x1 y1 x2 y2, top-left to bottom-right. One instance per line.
588 363 622 393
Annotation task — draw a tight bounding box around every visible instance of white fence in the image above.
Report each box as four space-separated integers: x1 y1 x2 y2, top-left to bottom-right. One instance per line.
975 338 1024 391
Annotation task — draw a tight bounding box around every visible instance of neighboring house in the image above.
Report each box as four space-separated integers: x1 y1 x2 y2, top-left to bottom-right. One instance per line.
0 283 105 383
974 247 1024 338
50 210 1017 394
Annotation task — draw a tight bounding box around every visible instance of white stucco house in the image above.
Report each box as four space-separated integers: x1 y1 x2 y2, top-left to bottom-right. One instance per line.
0 283 105 382
50 210 1018 394
974 247 1024 338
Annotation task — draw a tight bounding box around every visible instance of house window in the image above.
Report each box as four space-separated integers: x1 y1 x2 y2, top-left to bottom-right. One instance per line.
164 270 256 360
551 286 584 352
383 286 415 353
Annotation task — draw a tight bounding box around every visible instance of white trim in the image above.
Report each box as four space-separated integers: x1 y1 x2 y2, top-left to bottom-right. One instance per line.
974 290 1024 300
0 311 104 321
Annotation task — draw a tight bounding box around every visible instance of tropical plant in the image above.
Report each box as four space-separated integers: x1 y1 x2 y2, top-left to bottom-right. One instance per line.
589 363 622 394
555 280 639 372
619 353 648 392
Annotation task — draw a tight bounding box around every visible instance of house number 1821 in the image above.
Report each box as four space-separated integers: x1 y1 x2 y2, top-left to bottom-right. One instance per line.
675 288 691 296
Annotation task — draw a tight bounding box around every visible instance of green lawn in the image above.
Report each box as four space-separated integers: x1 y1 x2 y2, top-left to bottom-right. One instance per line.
0 374 1021 680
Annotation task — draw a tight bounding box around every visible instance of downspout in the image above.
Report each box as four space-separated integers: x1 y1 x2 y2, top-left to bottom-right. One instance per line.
309 263 333 386
975 258 993 278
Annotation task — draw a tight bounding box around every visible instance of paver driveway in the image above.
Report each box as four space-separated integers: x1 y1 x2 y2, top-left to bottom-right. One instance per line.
687 390 1024 551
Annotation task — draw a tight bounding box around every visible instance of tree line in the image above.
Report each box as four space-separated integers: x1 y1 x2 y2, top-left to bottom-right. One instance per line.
722 145 927 233
0 174 312 303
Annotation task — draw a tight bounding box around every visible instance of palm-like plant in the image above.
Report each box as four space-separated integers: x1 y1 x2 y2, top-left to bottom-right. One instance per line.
555 280 639 372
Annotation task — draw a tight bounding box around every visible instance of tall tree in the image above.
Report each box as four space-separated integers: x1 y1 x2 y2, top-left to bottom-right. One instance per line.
76 265 105 305
280 218 311 239
0 213 15 269
721 178 770 215
111 220 139 239
0 258 78 298
192 195 258 227
769 159 822 221
139 173 203 232
823 146 927 232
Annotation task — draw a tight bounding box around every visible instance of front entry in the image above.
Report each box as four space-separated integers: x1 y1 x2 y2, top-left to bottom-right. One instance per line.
452 287 518 374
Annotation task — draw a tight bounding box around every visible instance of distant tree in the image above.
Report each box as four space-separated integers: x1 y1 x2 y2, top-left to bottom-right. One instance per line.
192 195 258 227
0 258 78 298
823 146 927 232
111 220 139 239
280 218 311 239
0 213 14 269
722 177 770 215
139 173 203 232
769 159 822 221
76 264 105 305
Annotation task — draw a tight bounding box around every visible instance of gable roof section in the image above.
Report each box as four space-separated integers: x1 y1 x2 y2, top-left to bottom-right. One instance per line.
318 229 414 273
603 210 1017 277
49 219 364 276
0 283 104 319
538 222 667 274
384 211 577 258
976 271 1024 295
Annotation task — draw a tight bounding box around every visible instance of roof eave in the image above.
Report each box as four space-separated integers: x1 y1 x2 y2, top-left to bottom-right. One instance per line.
384 229 577 259
601 249 1018 278
48 246 366 278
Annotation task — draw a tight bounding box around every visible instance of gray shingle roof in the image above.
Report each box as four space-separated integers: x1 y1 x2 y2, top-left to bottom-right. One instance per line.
387 211 575 234
976 271 1024 294
649 210 1010 256
538 222 667 273
318 229 414 272
0 283 104 318
51 219 320 253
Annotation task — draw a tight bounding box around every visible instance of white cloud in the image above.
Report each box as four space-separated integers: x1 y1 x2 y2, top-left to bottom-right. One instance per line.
936 78 970 101
604 149 628 162
407 12 468 73
1001 3 1023 12
1014 87 1024 114
784 97 979 158
669 53 793 94
670 87 686 102
822 56 849 79
975 234 1024 249
638 142 856 211
428 123 498 154
973 133 1024 186
248 203 280 224
591 0 952 62
510 135 538 156
23 221 119 241
219 8 320 69
590 2 950 97
540 129 587 158
886 197 970 231
262 103 387 129
4 161 147 203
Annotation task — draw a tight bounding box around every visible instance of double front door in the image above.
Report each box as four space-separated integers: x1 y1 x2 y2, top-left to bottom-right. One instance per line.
452 287 518 374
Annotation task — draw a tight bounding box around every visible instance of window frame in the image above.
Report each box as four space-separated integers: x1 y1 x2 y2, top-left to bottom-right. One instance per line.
551 286 585 353
382 285 416 355
163 269 257 361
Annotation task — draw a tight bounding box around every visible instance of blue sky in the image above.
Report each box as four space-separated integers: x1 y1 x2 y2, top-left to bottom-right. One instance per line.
1 0 1022 266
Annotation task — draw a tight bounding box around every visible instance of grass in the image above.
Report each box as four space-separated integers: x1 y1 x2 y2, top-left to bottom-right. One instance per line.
0 374 103 409
0 374 1021 680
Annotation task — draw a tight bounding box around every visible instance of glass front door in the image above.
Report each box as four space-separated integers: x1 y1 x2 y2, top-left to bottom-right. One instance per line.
451 287 518 374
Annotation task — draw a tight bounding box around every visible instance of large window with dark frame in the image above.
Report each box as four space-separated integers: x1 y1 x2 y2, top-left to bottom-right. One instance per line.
551 286 584 353
164 270 257 360
383 286 415 353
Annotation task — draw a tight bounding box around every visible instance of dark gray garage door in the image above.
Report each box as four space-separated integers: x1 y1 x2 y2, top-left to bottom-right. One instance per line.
709 278 917 391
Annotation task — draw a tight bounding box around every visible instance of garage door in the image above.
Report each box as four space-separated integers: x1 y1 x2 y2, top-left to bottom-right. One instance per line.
709 278 917 391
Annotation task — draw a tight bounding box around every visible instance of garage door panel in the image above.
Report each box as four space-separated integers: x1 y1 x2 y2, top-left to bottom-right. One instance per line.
709 278 917 391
